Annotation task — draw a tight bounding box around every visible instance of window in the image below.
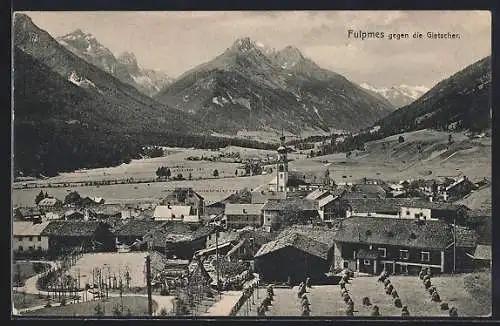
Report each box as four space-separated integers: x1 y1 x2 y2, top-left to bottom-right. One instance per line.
414 213 419 219
401 264 408 273
29 246 34 251
421 251 430 262
17 236 23 242
37 246 42 251
343 261 349 268
378 248 387 258
406 210 410 215
28 236 33 241
18 246 23 252
400 249 409 260
37 236 42 241
364 259 371 266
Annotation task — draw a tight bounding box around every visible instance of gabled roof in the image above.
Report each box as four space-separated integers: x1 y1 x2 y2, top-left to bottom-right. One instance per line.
255 232 329 260
305 189 329 201
317 194 337 208
38 198 61 206
332 216 471 250
445 177 470 191
153 205 191 219
41 221 110 237
225 203 263 216
347 198 429 213
470 245 491 260
13 221 51 236
115 219 166 237
146 223 215 246
279 226 337 246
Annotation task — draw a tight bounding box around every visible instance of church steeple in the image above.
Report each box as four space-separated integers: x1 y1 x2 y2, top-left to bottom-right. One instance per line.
276 131 288 194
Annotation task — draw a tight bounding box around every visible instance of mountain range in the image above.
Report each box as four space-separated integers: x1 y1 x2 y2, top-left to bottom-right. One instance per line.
154 37 395 134
57 29 173 97
375 56 491 135
360 83 429 108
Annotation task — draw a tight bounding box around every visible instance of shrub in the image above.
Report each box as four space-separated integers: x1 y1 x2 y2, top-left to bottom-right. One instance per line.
398 136 405 143
441 302 449 310
394 298 402 308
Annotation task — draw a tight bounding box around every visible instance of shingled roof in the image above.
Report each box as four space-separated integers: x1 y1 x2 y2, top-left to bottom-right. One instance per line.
278 226 337 247
115 219 167 237
332 216 475 250
255 232 329 260
146 223 215 247
346 198 457 214
40 221 111 237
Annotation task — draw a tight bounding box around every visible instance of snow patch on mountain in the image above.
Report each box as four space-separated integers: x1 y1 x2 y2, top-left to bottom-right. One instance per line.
361 83 429 108
68 71 101 93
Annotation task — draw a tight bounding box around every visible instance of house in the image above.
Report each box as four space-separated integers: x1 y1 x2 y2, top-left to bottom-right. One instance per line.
38 198 63 209
13 221 51 254
63 209 85 220
13 207 44 222
80 196 104 207
161 187 204 216
254 232 331 283
40 221 115 254
345 198 429 218
93 204 122 219
466 245 491 269
316 194 348 222
444 176 476 200
347 184 387 199
153 205 200 223
115 219 166 250
202 228 276 262
45 211 62 220
399 202 470 224
261 198 318 232
331 216 477 275
144 223 215 259
224 204 264 229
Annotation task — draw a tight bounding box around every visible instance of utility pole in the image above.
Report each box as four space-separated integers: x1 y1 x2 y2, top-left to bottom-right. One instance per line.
453 216 457 274
215 226 221 298
146 255 153 316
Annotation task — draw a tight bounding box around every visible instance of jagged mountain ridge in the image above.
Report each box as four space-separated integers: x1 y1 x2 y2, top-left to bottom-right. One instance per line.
57 29 173 96
375 56 491 135
360 83 429 108
155 37 395 134
13 13 201 134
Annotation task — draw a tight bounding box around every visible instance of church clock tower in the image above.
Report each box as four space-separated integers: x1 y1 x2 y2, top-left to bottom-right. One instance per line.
276 134 289 194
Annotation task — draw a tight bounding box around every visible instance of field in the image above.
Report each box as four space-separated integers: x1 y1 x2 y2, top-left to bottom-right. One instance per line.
68 252 151 289
12 130 491 209
265 272 491 317
21 296 156 316
13 291 48 309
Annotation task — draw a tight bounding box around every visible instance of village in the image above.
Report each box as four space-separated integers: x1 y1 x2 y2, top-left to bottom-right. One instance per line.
12 134 492 317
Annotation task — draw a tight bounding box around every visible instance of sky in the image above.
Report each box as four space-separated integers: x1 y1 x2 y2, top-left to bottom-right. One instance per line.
22 11 491 89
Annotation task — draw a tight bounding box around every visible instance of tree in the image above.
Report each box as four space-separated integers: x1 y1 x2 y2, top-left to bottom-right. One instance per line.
94 303 105 316
113 304 122 316
64 191 81 206
213 169 219 177
35 190 45 205
398 136 405 143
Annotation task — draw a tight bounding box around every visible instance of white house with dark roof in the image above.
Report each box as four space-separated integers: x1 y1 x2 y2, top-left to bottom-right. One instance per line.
153 205 199 223
13 221 51 253
223 203 263 229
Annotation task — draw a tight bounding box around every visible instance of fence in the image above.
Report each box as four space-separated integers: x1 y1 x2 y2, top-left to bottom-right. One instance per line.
229 274 260 316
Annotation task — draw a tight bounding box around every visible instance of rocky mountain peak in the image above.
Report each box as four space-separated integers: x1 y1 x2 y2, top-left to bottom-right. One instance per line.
230 37 259 53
